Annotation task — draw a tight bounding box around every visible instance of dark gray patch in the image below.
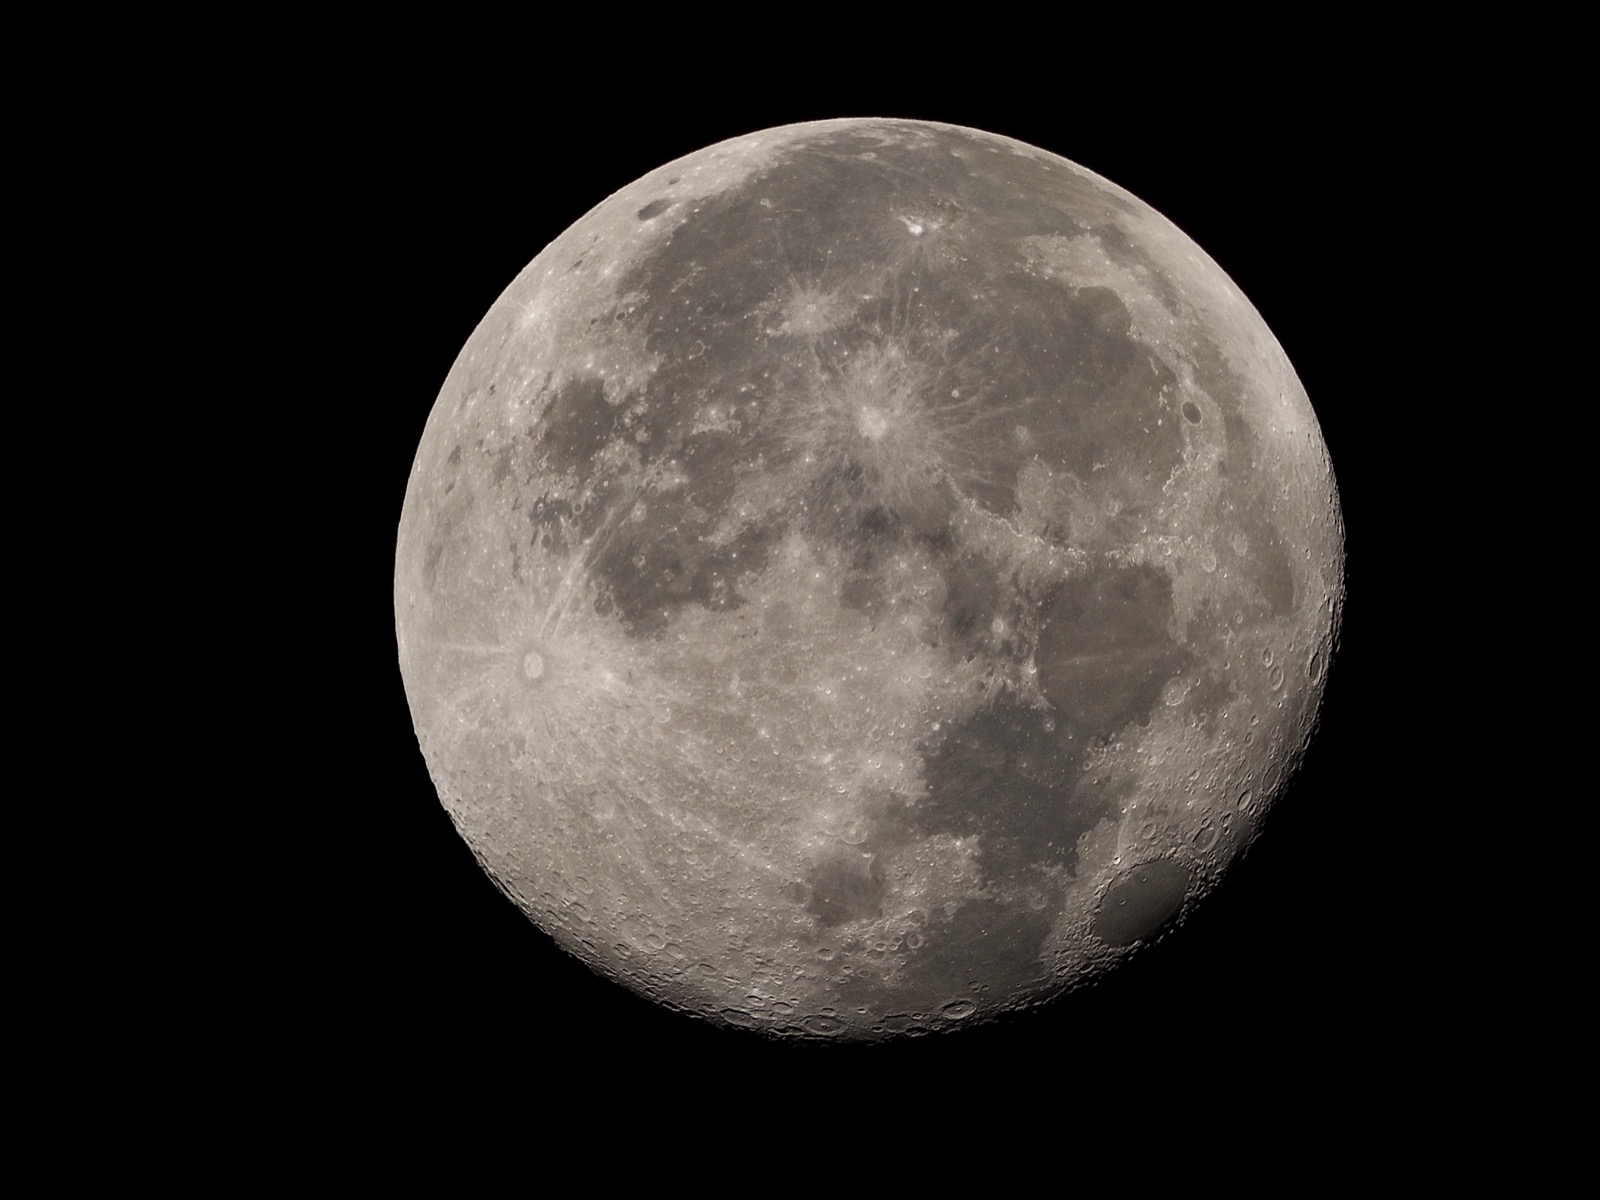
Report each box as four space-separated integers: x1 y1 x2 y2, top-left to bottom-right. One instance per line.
686 526 769 613
935 549 1018 658
1088 220 1183 306
539 376 616 470
1010 285 1182 487
857 505 896 540
806 850 884 926
882 897 1056 1010
839 573 880 614
422 539 444 591
916 698 1103 878
636 198 671 220
906 277 1184 512
1035 562 1189 737
590 502 780 635
803 455 956 551
601 532 691 636
1092 859 1191 946
853 789 921 853
1182 400 1202 424
683 430 741 512
836 506 900 614
1251 523 1296 616
527 495 574 553
419 497 472 593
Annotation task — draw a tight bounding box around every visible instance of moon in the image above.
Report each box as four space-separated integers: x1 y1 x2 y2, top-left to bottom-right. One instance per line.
394 118 1344 1041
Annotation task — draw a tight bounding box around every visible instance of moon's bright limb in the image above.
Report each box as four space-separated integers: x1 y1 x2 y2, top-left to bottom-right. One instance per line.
395 119 1344 1041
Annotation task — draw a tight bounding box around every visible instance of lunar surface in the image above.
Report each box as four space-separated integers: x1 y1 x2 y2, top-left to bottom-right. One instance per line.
395 118 1343 1040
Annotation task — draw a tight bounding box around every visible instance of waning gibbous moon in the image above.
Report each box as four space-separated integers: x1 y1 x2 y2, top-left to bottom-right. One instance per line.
395 118 1344 1041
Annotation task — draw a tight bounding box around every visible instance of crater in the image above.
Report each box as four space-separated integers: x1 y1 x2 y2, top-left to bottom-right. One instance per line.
775 285 850 339
1092 859 1191 946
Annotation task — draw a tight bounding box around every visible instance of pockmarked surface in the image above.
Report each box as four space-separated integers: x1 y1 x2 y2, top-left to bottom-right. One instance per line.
396 119 1344 1040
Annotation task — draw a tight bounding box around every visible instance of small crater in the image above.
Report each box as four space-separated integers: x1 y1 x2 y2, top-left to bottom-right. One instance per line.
941 998 977 1021
636 199 671 220
1182 401 1203 424
802 1014 845 1036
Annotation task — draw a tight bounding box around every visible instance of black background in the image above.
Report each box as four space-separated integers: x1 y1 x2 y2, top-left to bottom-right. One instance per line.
320 86 1410 1106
